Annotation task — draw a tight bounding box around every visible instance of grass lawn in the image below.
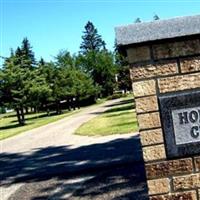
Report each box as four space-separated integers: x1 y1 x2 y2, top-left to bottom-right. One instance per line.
0 110 80 140
75 96 138 136
0 99 106 140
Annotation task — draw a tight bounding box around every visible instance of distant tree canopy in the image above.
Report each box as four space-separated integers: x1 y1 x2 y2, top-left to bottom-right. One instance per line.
153 14 160 20
134 18 142 23
114 42 132 92
77 50 117 97
0 20 131 125
0 39 99 125
79 21 118 97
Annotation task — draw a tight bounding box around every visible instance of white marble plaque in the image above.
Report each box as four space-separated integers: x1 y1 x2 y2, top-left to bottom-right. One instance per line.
172 106 200 145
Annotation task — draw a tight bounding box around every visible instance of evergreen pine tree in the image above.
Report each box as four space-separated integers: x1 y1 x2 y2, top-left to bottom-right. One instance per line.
15 47 22 58
80 21 106 54
153 14 160 20
1 50 27 125
135 18 142 23
21 37 36 68
39 57 45 66
1 38 37 125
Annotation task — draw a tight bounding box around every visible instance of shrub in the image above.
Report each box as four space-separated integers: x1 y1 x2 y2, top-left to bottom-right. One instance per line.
107 93 127 100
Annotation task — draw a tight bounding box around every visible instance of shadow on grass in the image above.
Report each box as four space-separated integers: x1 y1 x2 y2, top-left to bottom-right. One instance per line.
11 112 60 123
104 105 134 113
1 135 148 200
105 99 134 108
2 113 17 118
24 113 49 121
0 120 36 130
115 121 138 128
0 123 23 130
106 111 134 118
1 110 73 133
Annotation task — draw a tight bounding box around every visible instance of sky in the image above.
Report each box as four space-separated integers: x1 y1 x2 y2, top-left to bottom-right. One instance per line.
1 0 200 65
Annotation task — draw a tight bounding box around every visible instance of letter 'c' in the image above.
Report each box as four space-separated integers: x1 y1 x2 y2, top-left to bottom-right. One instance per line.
191 126 200 138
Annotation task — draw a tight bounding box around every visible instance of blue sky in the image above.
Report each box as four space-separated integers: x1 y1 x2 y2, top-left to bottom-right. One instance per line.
1 0 200 65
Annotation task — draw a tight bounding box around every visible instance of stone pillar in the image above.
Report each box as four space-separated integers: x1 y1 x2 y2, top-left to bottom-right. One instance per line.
116 15 200 200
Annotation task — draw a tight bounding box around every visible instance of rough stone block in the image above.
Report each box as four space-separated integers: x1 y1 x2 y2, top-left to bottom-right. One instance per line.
153 39 200 59
194 157 200 172
146 158 193 179
158 72 200 93
127 46 151 63
148 178 170 195
132 80 156 97
180 56 200 73
135 95 158 113
137 112 161 130
132 79 156 97
140 128 163 146
173 173 200 191
150 191 197 200
143 144 166 162
130 60 178 80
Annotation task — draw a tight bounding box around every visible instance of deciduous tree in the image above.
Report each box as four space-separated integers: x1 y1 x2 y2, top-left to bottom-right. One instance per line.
77 50 117 97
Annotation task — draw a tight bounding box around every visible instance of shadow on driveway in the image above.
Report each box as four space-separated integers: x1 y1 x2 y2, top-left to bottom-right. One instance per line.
1 135 149 200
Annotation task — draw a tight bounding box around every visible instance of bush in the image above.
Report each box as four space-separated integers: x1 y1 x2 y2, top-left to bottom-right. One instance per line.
107 93 127 100
0 107 6 114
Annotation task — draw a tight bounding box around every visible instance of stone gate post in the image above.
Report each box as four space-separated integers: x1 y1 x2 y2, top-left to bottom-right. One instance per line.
115 15 200 200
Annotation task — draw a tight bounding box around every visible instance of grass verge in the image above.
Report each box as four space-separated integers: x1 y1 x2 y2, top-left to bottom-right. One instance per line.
0 110 80 140
75 96 138 136
0 98 106 140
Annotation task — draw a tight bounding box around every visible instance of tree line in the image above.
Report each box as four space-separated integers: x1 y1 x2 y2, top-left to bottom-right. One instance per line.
0 21 131 125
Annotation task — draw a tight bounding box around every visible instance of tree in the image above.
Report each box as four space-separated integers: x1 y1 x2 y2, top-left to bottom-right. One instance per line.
153 14 160 20
63 68 99 101
1 51 27 125
37 61 57 113
114 41 132 93
80 21 106 54
79 21 117 97
117 66 132 92
27 67 52 113
39 57 45 65
20 37 36 69
135 18 142 23
77 50 117 97
55 52 100 109
0 38 39 125
21 38 35 63
55 50 75 69
0 68 4 112
15 38 36 114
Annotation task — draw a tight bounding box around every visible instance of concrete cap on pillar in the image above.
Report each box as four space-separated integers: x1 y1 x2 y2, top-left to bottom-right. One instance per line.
115 15 200 48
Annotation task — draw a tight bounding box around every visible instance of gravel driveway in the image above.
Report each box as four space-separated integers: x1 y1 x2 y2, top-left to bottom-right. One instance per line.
0 99 146 200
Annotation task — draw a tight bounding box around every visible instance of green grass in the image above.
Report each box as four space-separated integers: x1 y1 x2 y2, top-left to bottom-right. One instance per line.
0 98 107 140
0 110 81 140
75 96 138 136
